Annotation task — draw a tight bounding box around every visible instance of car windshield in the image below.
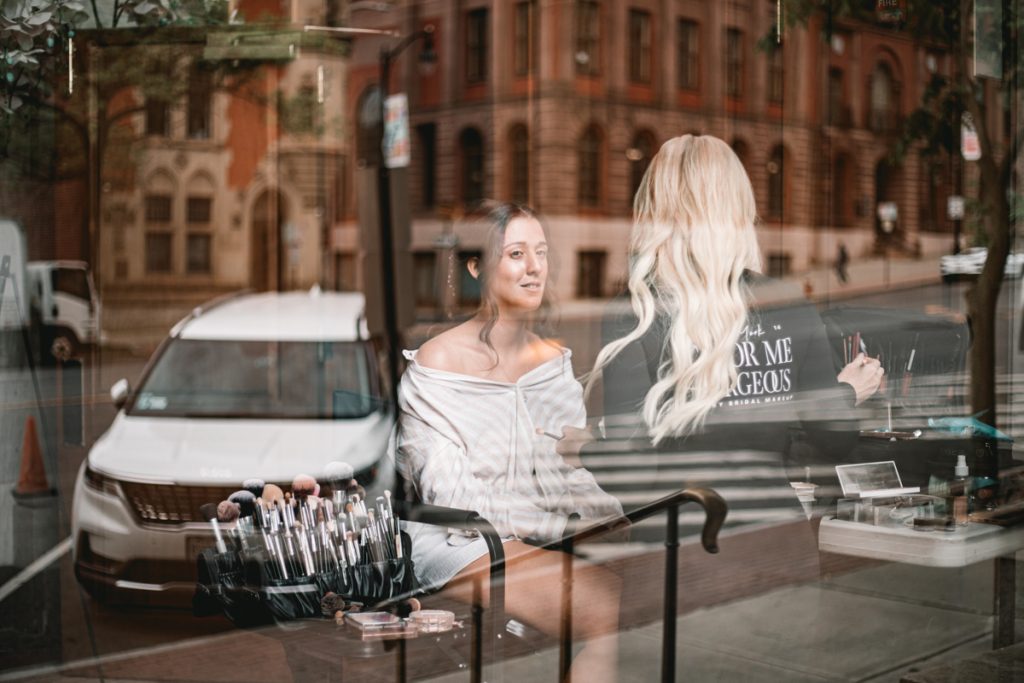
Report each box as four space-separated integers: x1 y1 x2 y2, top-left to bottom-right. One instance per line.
128 338 378 419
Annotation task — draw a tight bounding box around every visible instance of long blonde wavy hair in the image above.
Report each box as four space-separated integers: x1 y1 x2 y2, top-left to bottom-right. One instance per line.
588 134 763 443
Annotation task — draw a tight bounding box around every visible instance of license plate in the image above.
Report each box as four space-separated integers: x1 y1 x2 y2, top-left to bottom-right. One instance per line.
185 535 218 560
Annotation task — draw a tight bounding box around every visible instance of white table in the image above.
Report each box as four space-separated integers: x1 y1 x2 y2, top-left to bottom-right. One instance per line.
820 517 1024 647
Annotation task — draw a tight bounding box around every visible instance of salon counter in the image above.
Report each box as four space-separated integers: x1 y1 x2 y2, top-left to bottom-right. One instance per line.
819 517 1024 568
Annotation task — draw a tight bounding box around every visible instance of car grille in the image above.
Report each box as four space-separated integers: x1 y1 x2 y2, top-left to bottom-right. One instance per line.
120 482 240 524
117 463 379 525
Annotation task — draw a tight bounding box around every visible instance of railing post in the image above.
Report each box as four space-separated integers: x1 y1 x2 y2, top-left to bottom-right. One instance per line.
559 534 575 681
662 504 679 683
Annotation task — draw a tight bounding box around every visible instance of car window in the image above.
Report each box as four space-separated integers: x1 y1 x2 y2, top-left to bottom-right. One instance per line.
51 267 92 301
129 339 378 419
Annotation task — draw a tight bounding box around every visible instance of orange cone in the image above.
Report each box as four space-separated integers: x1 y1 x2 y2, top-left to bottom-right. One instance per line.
14 415 52 497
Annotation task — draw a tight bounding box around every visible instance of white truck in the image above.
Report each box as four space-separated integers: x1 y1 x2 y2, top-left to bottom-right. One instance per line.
27 260 101 362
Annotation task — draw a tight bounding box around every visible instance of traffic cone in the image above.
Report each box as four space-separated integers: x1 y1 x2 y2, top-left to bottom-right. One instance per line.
14 415 53 497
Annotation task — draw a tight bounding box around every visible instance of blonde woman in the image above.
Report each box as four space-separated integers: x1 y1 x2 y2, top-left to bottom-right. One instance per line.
585 135 881 503
394 203 624 683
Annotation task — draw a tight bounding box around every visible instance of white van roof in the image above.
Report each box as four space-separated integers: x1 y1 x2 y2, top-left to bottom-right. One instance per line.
177 290 369 342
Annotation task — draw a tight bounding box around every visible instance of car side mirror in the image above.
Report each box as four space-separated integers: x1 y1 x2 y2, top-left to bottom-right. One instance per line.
110 378 130 410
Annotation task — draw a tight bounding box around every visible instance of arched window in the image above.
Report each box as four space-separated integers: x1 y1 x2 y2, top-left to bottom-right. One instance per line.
766 144 788 219
509 124 530 204
628 130 657 202
578 124 603 207
356 86 382 167
869 62 900 133
459 127 485 205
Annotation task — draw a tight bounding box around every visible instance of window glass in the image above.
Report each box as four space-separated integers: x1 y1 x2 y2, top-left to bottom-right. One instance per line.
574 0 600 75
628 9 652 84
466 8 489 84
51 268 91 301
677 19 699 90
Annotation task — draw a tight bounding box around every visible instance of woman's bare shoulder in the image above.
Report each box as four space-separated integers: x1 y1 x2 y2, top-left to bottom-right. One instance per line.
416 325 479 372
531 335 567 363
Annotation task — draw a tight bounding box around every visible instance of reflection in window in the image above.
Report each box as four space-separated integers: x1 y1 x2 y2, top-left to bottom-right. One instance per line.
417 123 437 208
187 63 212 139
574 0 600 76
514 0 537 77
187 233 212 274
145 96 170 136
576 250 607 298
629 131 656 201
187 196 212 224
725 28 743 98
466 8 489 84
767 45 783 105
869 62 899 133
578 125 603 207
145 194 172 223
459 127 485 205
509 124 530 204
413 251 437 307
458 249 483 306
767 144 786 219
146 232 173 273
677 19 699 91
356 86 382 167
828 68 847 126
628 9 652 84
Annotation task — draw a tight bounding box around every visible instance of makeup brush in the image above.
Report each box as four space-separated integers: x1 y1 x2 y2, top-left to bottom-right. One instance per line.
292 474 318 503
243 478 265 499
199 502 229 554
216 500 240 523
262 483 284 503
324 461 355 508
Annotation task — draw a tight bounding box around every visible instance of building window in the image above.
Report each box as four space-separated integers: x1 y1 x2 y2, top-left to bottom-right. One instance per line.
413 252 437 307
628 9 652 84
574 0 600 76
466 8 489 84
767 45 783 105
576 250 607 298
187 196 212 224
145 194 172 223
458 250 483 306
187 64 213 139
459 127 485 205
767 144 786 219
725 28 744 99
334 253 357 291
145 97 170 136
828 68 847 126
333 154 348 222
869 62 899 133
145 233 173 273
416 123 437 208
578 125 603 208
677 19 699 90
766 252 791 277
514 1 537 77
187 233 212 274
356 86 382 167
509 125 530 204
628 131 656 202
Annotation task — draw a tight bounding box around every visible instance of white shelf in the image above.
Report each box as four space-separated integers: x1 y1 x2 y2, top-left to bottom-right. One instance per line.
819 517 1024 567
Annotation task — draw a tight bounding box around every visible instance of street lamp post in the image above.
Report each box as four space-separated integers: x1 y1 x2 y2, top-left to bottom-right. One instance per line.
377 26 435 413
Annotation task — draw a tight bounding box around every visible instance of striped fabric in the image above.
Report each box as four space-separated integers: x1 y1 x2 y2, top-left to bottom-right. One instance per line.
393 348 623 588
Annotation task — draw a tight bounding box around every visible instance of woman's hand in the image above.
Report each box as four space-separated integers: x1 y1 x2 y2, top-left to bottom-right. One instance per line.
837 353 884 405
537 426 594 468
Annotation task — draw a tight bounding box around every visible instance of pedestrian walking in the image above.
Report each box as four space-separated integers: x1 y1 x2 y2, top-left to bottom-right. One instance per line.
835 243 850 284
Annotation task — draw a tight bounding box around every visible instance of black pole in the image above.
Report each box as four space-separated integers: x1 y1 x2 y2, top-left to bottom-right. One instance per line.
662 505 679 683
377 47 401 417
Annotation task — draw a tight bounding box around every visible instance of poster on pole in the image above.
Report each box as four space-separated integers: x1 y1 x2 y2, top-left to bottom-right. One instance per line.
383 93 410 169
961 113 981 161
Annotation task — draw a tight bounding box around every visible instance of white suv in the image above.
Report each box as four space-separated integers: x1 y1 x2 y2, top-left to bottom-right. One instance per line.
72 289 394 603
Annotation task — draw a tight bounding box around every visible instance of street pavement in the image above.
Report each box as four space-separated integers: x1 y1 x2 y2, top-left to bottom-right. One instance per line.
3 253 1024 682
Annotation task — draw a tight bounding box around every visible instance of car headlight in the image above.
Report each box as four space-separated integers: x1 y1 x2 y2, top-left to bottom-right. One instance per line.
84 463 120 496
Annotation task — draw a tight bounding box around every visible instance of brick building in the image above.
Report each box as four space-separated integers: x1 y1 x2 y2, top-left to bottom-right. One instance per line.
341 0 967 311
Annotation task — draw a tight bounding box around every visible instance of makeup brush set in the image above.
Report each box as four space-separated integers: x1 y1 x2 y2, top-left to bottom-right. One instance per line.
193 461 418 625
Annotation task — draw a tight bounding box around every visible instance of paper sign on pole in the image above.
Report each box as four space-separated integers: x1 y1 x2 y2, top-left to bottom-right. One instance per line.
947 195 965 220
383 93 410 169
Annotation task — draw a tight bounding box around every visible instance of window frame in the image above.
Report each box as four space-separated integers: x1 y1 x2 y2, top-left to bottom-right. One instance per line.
725 27 744 99
465 7 490 85
574 0 601 76
677 18 699 91
628 8 653 84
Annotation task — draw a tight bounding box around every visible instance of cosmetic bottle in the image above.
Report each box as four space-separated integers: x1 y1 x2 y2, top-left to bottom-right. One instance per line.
950 454 971 527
